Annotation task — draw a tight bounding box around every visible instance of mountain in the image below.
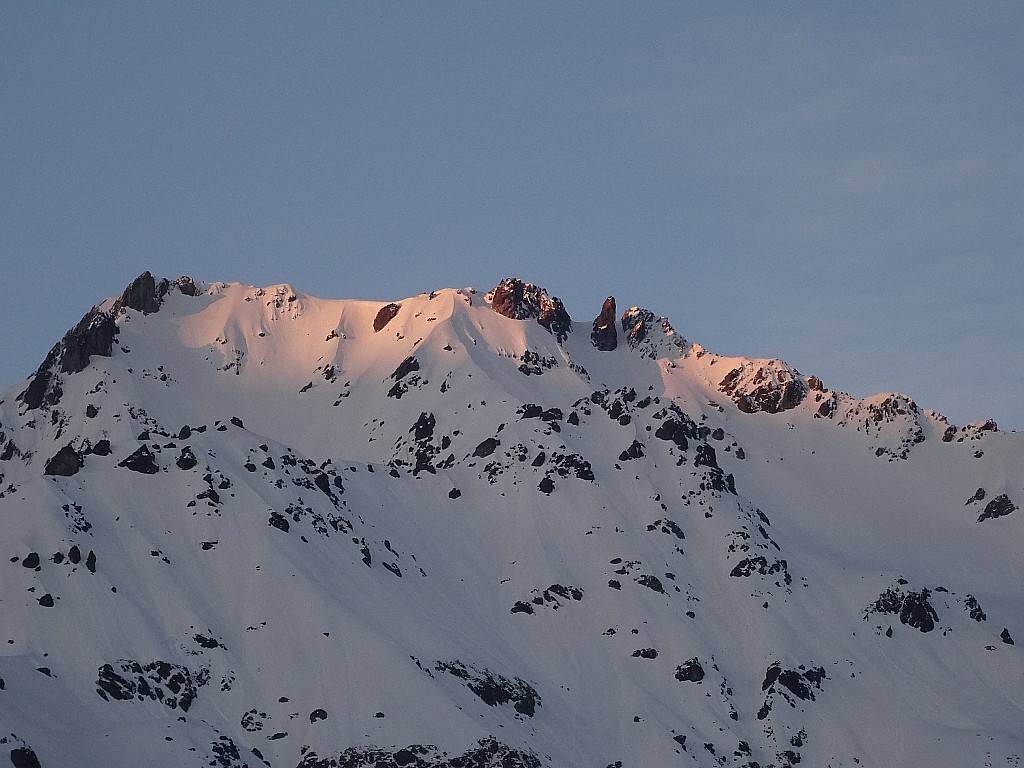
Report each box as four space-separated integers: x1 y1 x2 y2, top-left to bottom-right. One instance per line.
1 272 1021 768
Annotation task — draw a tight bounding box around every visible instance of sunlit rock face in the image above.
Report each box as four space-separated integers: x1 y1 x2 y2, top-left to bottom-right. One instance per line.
591 296 617 351
487 277 572 343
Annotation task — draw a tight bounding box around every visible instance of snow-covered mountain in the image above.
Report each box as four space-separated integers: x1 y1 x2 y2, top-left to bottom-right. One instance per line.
1 272 1021 768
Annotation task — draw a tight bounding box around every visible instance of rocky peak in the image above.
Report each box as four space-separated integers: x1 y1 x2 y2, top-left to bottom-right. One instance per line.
114 271 163 315
620 307 688 360
718 361 809 415
591 296 617 351
487 278 572 343
17 272 201 411
113 271 199 315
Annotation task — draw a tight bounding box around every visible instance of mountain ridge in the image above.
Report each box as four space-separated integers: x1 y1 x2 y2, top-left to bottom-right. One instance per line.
1 272 1021 768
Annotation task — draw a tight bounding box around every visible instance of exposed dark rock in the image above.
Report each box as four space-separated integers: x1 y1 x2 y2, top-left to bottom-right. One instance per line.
719 364 809 415
118 445 159 474
95 659 208 712
647 518 685 540
978 494 1016 522
1002 628 1015 645
37 593 54 607
434 660 540 717
391 356 420 381
9 747 42 768
0 439 19 461
61 309 119 376
19 304 120 409
759 661 828 718
866 586 938 632
176 447 198 470
175 276 200 296
621 306 654 346
22 552 40 569
730 556 791 585
675 658 705 682
964 595 987 622
514 584 583 613
538 476 554 494
488 278 572 343
91 439 111 456
296 737 541 768
517 349 559 376
631 648 658 659
473 438 499 458
519 404 564 424
618 306 688 359
115 271 162 315
591 296 618 351
636 574 664 593
209 735 247 767
411 412 436 441
694 443 718 469
314 473 334 497
44 444 84 476
309 708 328 723
448 487 461 499
618 440 645 462
654 416 695 449
18 355 57 410
373 303 402 332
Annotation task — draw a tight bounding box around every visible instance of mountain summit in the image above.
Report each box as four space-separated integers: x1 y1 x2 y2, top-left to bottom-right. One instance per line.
1 273 1021 768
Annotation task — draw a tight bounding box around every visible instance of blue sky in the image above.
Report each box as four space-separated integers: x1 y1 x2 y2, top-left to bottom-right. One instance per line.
2 2 1022 428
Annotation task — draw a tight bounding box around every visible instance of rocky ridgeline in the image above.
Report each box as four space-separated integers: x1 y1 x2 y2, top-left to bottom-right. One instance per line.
0 272 1019 768
17 272 199 410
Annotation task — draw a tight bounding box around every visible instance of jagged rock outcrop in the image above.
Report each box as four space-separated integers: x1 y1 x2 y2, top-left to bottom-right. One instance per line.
118 445 159 474
591 296 617 351
43 444 85 476
866 585 939 632
718 361 809 414
619 307 688 360
488 278 572 343
978 494 1017 522
17 306 118 409
18 272 200 410
114 271 163 315
57 308 119 376
113 272 199 315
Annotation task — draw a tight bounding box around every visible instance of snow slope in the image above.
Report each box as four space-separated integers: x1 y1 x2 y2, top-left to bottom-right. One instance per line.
0 273 1021 768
